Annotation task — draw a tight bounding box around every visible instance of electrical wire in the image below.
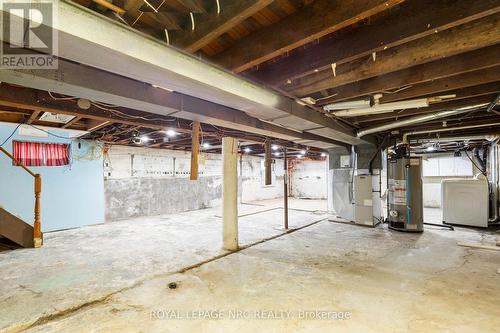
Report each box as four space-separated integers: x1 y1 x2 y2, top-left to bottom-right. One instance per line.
27 124 73 140
0 122 23 147
48 91 77 101
464 149 487 177
379 85 413 95
91 103 176 122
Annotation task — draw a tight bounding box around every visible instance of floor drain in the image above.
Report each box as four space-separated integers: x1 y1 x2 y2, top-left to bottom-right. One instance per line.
168 282 177 289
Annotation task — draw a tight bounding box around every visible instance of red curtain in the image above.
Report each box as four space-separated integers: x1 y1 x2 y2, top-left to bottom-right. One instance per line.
13 141 70 167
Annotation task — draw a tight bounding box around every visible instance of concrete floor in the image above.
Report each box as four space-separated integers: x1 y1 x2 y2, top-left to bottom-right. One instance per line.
1 201 499 332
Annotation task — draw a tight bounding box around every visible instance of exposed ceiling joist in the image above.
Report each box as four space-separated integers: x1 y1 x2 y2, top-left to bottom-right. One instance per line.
212 0 404 72
249 0 500 85
62 115 82 129
317 45 500 105
17 1 362 145
172 0 274 52
288 15 500 96
0 60 350 148
86 119 112 132
176 0 207 13
26 110 41 124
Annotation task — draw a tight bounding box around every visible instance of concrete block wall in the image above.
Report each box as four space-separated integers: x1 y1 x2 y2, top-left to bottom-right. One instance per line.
103 146 328 221
290 160 328 199
104 146 297 221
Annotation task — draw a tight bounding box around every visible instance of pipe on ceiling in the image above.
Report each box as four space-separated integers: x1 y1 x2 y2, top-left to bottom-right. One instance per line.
486 93 500 115
411 135 498 144
356 104 489 138
489 140 499 223
402 122 500 144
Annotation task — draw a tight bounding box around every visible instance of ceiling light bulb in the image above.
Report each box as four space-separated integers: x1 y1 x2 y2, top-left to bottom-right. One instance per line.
321 153 327 157
274 152 280 157
271 144 279 151
426 146 436 152
300 150 306 155
140 136 150 143
166 129 176 137
244 147 251 153
203 143 210 149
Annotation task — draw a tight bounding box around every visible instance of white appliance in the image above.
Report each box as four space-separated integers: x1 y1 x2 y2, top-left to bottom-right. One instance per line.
441 179 489 227
353 175 379 226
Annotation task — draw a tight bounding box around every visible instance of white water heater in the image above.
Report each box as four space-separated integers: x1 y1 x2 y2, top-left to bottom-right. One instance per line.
442 179 488 228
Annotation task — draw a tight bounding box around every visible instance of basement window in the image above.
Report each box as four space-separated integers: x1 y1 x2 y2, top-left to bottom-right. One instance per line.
12 141 70 167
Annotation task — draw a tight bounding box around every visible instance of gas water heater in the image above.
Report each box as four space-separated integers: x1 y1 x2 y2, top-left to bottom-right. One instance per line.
387 147 423 232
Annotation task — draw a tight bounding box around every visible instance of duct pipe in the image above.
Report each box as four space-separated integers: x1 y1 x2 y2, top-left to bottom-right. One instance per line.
473 148 486 173
411 135 498 144
486 93 500 115
401 121 500 144
357 104 488 138
329 98 429 117
489 141 499 223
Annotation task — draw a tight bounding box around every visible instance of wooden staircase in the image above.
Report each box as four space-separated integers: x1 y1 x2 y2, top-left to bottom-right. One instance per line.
0 146 43 248
0 208 39 248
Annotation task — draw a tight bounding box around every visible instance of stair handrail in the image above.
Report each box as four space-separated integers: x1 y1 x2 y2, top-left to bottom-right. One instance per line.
0 146 42 247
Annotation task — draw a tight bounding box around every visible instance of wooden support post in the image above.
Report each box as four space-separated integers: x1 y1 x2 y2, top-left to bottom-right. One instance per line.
283 147 289 230
223 137 239 251
265 141 272 185
190 121 200 180
33 174 42 248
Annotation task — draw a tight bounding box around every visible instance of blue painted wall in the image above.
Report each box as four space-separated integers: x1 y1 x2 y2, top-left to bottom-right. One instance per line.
0 123 104 232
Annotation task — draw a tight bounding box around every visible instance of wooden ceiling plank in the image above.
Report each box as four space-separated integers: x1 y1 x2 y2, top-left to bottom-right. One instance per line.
172 0 274 52
288 15 500 97
86 119 113 132
26 110 41 124
62 116 82 129
212 0 404 72
317 45 500 105
249 0 500 85
92 0 126 14
176 0 206 13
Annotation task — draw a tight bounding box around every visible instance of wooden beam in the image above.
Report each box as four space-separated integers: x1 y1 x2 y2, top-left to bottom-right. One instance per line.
288 15 500 97
316 45 500 105
380 67 500 103
26 110 41 124
172 0 273 52
61 116 82 129
0 88 172 130
248 0 500 85
155 13 183 31
212 0 403 72
3 58 360 145
92 0 126 14
176 0 206 13
86 119 112 132
190 121 200 180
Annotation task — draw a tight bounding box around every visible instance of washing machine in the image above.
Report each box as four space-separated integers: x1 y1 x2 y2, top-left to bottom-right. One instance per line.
441 179 488 228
